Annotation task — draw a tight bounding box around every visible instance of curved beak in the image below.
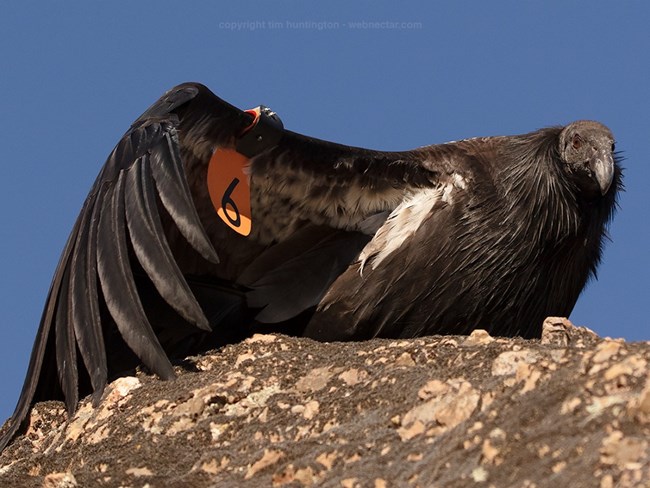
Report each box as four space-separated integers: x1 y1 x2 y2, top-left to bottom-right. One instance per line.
592 150 615 195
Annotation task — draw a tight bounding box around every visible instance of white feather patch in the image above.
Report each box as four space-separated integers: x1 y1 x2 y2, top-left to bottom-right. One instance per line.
359 185 448 273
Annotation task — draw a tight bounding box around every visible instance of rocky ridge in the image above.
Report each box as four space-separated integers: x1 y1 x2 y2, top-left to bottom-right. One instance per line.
1 317 649 487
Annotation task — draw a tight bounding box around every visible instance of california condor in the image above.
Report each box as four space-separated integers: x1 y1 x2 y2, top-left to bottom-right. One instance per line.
0 83 621 451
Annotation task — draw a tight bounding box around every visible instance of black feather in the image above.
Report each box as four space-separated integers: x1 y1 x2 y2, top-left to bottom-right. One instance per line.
70 198 107 405
125 157 210 331
149 130 219 264
96 174 175 381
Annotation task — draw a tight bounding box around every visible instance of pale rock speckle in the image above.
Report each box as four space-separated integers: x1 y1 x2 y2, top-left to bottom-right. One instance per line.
42 472 77 488
463 329 494 346
492 350 540 377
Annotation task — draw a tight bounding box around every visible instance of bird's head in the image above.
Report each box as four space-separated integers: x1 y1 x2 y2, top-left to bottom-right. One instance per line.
559 120 616 197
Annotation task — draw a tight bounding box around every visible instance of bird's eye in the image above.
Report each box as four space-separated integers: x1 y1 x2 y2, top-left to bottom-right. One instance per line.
572 133 582 150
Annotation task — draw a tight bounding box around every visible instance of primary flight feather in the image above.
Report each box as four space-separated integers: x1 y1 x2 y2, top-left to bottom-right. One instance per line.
0 83 621 451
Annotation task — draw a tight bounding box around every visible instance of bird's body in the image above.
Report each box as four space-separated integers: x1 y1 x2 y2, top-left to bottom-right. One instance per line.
310 129 618 340
0 83 621 452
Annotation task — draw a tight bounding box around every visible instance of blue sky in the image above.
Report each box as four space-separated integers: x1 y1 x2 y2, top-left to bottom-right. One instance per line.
0 2 648 423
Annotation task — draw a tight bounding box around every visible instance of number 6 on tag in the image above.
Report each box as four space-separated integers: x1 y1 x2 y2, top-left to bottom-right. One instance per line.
207 147 252 236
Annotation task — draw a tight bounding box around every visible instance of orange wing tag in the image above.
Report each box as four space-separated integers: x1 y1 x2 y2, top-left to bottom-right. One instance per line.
207 147 252 236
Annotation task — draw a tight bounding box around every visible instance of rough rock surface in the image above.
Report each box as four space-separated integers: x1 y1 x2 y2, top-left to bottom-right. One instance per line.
1 317 649 488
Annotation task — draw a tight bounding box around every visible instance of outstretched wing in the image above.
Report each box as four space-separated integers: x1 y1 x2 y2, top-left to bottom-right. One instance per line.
1 83 448 451
1 84 255 450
